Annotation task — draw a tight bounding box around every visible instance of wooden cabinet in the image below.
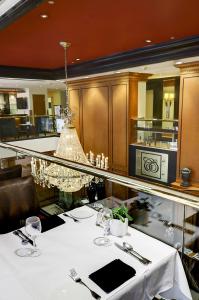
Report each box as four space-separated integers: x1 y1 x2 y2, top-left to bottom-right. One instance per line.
177 62 199 185
82 86 109 156
68 73 149 175
111 84 128 173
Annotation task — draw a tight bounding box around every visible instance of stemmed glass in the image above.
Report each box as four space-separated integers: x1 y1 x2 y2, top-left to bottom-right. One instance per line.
25 216 42 257
94 207 113 246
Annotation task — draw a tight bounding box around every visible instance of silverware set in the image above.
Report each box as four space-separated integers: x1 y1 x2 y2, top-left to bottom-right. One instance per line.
114 242 152 265
13 229 33 245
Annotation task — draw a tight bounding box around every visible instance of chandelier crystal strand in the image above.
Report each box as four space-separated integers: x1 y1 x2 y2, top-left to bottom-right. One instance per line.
31 42 93 192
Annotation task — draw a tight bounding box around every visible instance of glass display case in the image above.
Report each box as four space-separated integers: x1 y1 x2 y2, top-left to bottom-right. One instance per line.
132 118 178 150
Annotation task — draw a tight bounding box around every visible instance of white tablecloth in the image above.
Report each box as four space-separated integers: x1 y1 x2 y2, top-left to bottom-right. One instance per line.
0 206 192 300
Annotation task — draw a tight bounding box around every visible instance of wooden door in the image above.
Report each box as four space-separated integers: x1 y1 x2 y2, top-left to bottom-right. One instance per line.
32 95 46 115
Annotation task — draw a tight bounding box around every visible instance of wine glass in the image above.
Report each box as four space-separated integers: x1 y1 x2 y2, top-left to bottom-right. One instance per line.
94 207 113 246
14 236 34 257
25 216 42 257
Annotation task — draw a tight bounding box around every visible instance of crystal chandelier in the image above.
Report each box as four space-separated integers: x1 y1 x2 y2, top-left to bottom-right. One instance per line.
31 42 93 192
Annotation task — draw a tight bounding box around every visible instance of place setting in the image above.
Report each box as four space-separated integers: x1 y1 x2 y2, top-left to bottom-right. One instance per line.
63 206 95 223
67 259 136 299
14 216 42 257
13 211 66 257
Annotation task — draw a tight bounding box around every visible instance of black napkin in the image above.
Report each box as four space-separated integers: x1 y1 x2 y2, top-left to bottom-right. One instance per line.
37 211 65 233
89 259 136 293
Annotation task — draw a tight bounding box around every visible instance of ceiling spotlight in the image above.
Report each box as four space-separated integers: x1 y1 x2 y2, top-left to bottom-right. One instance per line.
170 36 175 40
48 0 55 4
175 61 183 65
145 39 152 43
76 58 80 61
40 14 48 19
115 71 121 74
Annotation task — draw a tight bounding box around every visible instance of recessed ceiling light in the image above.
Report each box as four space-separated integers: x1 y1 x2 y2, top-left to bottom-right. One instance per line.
48 0 55 4
84 76 89 79
71 61 74 64
170 36 175 40
175 61 183 65
115 71 121 74
40 14 48 19
76 58 80 61
145 39 152 43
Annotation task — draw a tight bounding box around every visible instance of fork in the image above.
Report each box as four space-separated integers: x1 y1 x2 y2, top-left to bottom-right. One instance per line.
69 268 101 299
63 213 80 223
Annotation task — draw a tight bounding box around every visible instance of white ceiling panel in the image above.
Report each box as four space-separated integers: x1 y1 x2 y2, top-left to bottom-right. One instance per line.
0 0 21 17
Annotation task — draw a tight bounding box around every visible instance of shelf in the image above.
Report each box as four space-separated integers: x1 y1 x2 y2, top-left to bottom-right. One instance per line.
132 118 178 123
135 127 178 134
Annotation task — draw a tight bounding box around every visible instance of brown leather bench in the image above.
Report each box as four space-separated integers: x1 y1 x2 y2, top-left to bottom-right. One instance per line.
0 176 39 233
0 165 22 181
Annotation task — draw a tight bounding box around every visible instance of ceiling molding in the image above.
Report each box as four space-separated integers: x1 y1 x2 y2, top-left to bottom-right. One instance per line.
177 61 199 74
0 0 45 29
0 35 199 80
0 65 56 80
64 35 199 78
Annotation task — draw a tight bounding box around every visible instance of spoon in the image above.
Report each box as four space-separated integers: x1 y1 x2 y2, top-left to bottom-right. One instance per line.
123 242 152 264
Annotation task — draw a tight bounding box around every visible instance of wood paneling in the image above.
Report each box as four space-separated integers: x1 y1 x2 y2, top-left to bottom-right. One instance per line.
178 74 199 184
69 88 81 138
68 72 150 177
32 95 46 115
112 84 128 173
82 86 109 156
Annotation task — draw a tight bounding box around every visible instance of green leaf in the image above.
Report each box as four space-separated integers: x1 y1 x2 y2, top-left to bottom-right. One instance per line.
112 205 133 222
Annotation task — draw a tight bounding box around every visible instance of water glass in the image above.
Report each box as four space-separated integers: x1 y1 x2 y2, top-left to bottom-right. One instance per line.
94 207 113 246
25 216 42 256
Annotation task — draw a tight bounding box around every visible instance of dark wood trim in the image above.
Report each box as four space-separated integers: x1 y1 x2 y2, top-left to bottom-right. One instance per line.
0 0 45 30
0 65 56 80
0 35 199 80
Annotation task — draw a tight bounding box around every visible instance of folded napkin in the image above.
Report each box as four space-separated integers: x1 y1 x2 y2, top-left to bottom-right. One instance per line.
38 212 65 233
89 259 136 293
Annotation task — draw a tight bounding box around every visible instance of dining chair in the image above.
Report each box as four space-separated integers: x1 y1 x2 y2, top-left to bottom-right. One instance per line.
0 118 17 141
0 165 22 181
0 176 40 233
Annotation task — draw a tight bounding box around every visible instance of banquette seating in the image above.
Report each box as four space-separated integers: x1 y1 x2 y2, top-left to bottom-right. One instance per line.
0 175 39 233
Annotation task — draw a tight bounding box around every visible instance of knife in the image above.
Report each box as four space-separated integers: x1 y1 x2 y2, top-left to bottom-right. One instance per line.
114 242 149 265
13 230 29 245
16 229 33 246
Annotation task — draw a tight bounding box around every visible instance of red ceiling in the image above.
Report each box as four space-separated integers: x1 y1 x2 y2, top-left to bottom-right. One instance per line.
0 0 198 69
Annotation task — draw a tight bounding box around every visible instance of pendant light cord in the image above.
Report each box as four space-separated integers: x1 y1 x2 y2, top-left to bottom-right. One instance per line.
59 41 72 124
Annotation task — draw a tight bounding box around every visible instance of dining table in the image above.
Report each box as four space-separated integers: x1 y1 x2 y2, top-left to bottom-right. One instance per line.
0 205 192 300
